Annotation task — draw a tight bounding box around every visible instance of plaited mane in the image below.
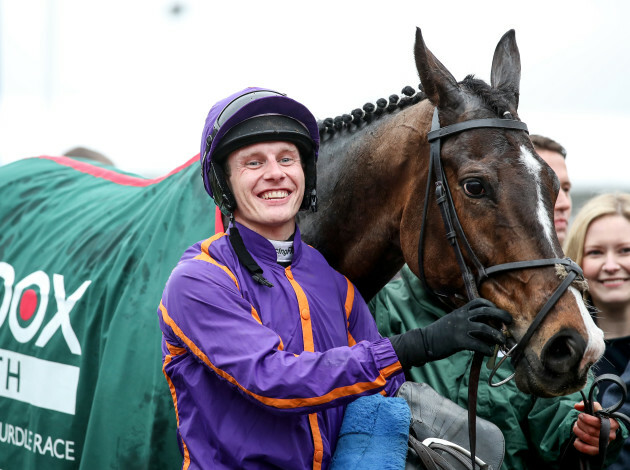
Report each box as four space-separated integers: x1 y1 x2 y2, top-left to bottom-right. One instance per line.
319 76 515 137
318 85 426 136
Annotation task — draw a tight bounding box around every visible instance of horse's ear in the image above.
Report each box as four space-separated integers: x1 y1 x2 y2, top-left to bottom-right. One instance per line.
414 27 463 115
490 29 521 110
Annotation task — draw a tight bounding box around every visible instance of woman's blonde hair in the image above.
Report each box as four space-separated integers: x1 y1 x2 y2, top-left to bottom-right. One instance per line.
564 193 630 266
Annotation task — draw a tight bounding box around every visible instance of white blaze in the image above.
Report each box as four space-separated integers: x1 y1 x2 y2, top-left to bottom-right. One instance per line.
519 145 556 251
519 146 604 363
571 287 605 368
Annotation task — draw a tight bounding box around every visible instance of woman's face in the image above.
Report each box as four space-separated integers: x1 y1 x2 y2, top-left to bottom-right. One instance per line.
582 214 630 309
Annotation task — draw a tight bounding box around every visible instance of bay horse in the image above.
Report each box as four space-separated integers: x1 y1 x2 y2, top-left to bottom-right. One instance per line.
299 28 604 398
0 27 603 469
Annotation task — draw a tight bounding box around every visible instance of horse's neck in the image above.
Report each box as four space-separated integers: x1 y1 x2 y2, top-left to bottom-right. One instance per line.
300 106 430 300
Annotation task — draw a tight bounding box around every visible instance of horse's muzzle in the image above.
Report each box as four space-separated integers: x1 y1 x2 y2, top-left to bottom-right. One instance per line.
540 328 587 377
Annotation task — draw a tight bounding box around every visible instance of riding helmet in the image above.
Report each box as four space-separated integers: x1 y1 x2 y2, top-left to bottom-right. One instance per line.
200 87 320 216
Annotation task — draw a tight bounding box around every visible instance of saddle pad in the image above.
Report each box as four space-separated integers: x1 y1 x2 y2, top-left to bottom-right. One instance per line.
331 393 411 470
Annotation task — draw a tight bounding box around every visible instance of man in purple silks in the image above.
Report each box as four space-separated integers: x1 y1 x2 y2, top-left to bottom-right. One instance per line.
157 87 511 469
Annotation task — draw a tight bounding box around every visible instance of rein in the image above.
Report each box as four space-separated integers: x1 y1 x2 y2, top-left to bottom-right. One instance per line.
417 107 585 470
572 374 630 469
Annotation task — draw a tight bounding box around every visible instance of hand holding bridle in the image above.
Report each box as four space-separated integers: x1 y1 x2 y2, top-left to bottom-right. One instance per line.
389 298 512 369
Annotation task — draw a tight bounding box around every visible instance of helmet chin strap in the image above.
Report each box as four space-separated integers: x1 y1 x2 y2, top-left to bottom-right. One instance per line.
227 216 274 288
305 188 318 212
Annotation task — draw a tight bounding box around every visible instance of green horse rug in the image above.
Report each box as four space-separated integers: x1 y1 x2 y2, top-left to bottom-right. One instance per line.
0 155 214 469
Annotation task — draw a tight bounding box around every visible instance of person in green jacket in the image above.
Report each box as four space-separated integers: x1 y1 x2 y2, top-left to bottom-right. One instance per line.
370 266 625 469
369 136 626 469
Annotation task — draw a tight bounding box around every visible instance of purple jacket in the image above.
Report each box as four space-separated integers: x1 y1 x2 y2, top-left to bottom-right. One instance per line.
158 222 404 469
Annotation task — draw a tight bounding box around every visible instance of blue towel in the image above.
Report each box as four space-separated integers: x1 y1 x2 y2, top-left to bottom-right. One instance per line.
330 394 410 470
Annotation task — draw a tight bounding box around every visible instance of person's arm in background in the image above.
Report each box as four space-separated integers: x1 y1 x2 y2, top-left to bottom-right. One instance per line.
370 265 628 468
529 373 627 468
594 363 630 469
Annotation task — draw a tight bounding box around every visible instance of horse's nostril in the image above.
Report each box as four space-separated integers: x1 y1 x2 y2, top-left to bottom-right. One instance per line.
541 330 587 375
549 337 574 359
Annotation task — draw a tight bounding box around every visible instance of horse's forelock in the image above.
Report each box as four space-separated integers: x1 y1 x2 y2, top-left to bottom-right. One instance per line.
459 75 513 118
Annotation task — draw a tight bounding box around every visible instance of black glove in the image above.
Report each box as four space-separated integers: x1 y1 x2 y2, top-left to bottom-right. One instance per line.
389 298 512 369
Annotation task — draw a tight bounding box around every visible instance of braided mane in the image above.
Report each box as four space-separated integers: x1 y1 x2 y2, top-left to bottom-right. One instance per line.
319 76 512 137
318 85 427 137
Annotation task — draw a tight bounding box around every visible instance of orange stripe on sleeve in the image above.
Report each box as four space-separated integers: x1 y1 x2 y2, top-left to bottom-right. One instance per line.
250 306 262 324
378 362 403 397
194 236 285 352
193 234 240 290
194 251 240 290
158 302 390 409
344 277 357 346
380 361 403 378
166 342 187 357
344 277 355 319
201 233 225 254
162 354 191 468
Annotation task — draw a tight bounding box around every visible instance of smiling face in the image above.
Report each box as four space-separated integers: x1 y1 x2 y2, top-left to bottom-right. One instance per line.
226 141 305 240
582 214 630 310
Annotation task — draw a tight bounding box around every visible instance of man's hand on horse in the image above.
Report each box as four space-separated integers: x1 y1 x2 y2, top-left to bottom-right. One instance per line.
389 298 512 369
572 401 620 455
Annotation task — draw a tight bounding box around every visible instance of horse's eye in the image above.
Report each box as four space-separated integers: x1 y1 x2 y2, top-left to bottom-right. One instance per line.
462 179 486 198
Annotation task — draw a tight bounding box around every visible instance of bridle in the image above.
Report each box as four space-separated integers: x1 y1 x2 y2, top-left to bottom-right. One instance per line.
418 107 584 376
418 107 585 470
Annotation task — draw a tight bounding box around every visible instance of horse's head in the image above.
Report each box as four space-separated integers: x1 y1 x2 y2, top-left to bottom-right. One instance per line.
401 28 604 397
